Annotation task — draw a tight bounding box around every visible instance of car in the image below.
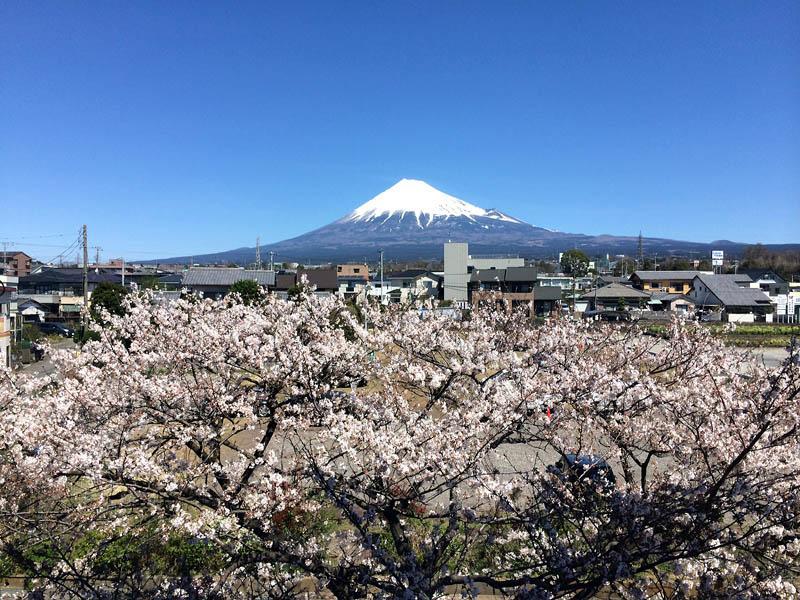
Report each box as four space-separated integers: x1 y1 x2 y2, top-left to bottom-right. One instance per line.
697 311 721 322
582 310 631 322
36 322 75 338
548 453 616 490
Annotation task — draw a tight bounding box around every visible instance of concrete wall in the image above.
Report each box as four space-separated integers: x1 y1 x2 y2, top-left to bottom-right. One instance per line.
727 313 755 323
468 257 525 270
444 243 469 303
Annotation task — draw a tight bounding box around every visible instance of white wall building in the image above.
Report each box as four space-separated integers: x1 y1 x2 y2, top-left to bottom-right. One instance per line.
0 275 20 368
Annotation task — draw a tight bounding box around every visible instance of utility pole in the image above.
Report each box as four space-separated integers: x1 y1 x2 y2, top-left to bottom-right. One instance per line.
94 246 102 266
82 225 89 332
1 241 7 276
255 236 262 270
268 251 275 272
121 258 126 287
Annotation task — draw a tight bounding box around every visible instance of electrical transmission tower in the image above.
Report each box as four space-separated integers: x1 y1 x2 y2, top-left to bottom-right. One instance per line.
637 231 644 268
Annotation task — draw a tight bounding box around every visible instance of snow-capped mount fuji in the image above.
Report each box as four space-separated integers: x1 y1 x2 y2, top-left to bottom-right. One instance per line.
303 178 561 257
342 179 524 227
145 179 800 264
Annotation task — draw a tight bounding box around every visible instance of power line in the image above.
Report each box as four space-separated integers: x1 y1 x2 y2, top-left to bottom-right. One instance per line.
42 229 83 265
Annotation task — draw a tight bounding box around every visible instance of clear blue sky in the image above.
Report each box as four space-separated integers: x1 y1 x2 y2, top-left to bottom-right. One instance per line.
1 1 798 261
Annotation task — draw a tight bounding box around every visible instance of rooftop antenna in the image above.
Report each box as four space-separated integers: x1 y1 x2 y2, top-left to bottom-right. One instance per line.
255 236 262 270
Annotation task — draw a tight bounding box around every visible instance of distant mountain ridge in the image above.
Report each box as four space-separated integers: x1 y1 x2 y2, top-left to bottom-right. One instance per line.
144 179 799 264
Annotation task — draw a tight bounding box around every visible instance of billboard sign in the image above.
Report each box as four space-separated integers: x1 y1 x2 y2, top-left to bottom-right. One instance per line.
711 250 724 260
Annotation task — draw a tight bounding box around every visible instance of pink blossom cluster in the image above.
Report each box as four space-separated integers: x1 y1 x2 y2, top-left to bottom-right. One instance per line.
0 290 798 598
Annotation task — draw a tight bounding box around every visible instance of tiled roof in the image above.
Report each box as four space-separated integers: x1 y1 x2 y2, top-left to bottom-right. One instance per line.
598 276 626 285
182 268 275 287
581 283 650 299
21 268 120 285
693 274 770 307
504 267 538 282
532 286 562 301
274 273 297 290
298 268 338 290
738 269 786 284
631 270 702 281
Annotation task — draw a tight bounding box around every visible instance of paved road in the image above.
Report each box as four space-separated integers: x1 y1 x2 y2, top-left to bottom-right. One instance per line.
17 337 76 377
734 346 790 369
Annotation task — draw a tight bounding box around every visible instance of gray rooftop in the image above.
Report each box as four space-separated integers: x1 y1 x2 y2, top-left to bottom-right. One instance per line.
692 274 770 307
581 283 650 299
182 268 275 287
532 286 562 301
504 267 539 282
631 270 702 281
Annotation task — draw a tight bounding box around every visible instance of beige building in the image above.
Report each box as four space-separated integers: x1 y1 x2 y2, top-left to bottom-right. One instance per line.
1 251 33 278
336 264 369 281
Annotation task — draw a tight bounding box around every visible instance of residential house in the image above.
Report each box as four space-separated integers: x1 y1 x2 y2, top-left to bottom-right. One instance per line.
272 268 339 298
384 270 443 301
738 269 788 296
19 267 119 295
156 272 184 290
648 292 695 314
17 268 122 324
738 269 793 322
688 274 773 322
18 298 48 323
630 271 704 294
337 264 371 295
580 283 651 311
181 267 276 299
298 268 339 293
470 267 561 317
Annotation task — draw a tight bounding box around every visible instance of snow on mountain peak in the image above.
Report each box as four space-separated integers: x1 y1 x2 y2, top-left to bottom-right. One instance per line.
344 179 488 226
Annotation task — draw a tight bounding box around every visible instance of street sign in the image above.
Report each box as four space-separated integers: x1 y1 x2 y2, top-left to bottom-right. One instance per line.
712 259 723 266
711 250 724 260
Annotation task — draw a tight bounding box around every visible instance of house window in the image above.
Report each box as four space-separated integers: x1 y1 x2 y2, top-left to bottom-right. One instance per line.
354 268 360 273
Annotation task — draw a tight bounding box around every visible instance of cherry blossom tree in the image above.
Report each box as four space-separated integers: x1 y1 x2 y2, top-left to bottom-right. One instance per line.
0 290 798 598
